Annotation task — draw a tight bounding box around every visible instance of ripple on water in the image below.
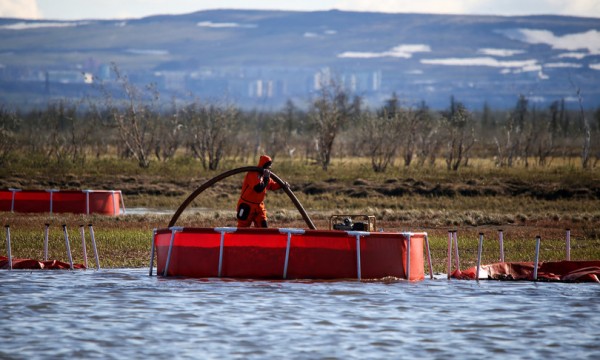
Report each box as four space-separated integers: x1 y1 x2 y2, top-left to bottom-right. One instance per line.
1 269 600 358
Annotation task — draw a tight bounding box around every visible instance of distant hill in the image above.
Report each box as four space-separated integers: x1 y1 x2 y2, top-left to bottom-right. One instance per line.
1 9 599 110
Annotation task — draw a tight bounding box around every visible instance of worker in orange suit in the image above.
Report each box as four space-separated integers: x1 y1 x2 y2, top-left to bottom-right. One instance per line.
236 155 287 228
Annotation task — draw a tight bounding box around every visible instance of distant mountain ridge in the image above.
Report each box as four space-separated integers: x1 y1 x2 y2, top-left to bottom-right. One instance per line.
1 9 599 109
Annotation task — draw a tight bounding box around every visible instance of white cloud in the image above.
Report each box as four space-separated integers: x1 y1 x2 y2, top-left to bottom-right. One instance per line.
544 62 582 68
512 29 600 54
555 0 600 18
528 96 547 102
334 0 600 17
338 44 431 59
558 52 589 59
304 30 337 38
334 0 471 15
125 49 169 56
469 0 600 17
421 57 539 69
0 21 85 30
590 63 600 70
478 48 525 57
29 0 600 20
422 56 548 77
197 21 256 28
0 0 42 19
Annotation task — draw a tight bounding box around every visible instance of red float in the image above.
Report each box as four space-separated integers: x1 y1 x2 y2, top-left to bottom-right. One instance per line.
0 189 124 215
153 227 428 281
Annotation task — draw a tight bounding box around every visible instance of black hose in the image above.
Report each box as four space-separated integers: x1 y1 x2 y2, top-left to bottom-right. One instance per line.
167 166 317 229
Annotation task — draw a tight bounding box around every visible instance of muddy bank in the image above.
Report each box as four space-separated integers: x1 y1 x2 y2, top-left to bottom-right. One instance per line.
300 177 600 200
1 174 599 200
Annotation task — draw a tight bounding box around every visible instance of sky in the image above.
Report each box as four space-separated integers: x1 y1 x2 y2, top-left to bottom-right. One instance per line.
1 0 599 20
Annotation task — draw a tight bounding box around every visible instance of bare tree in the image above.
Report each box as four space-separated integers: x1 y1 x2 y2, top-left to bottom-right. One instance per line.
494 124 511 167
39 100 91 165
494 95 529 167
264 100 302 160
381 93 419 167
0 106 18 165
414 101 441 167
308 79 360 171
185 100 239 171
98 63 159 168
520 101 554 168
398 109 419 167
573 88 592 169
535 110 555 167
441 97 476 171
154 98 184 161
361 110 401 172
594 107 600 167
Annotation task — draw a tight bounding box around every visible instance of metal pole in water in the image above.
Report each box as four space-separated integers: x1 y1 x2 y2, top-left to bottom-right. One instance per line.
79 225 88 268
533 235 541 281
44 223 50 261
453 230 460 271
88 224 100 270
149 229 156 276
566 229 571 261
5 225 12 270
498 229 505 263
424 234 434 280
447 230 453 279
476 233 484 281
62 224 74 270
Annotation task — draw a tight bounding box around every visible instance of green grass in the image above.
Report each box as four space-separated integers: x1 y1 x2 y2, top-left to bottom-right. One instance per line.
4 221 599 273
2 156 599 272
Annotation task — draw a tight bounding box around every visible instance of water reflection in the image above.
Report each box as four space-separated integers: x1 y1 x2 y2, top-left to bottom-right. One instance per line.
1 269 599 359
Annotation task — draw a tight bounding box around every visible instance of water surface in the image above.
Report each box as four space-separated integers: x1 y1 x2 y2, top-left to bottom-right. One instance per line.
1 269 599 359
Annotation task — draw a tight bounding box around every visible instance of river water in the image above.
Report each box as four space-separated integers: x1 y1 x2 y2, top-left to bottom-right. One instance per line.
1 269 599 359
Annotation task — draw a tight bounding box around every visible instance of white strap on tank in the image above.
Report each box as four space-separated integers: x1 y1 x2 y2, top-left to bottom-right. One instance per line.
214 227 237 277
347 231 370 280
279 228 305 279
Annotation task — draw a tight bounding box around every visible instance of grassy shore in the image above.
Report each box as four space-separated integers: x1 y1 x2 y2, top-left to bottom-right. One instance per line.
2 156 599 274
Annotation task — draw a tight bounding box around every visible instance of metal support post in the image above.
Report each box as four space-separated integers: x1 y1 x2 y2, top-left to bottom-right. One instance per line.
533 236 541 281
62 224 74 270
88 224 100 270
476 233 484 281
79 225 88 268
5 225 12 270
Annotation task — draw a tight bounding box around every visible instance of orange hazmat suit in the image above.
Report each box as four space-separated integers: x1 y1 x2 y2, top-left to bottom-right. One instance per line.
236 155 282 228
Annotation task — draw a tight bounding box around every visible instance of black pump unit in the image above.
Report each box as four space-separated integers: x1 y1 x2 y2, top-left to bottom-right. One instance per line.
330 215 376 232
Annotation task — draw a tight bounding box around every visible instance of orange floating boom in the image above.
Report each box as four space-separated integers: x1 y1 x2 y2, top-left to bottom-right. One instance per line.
0 189 125 215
